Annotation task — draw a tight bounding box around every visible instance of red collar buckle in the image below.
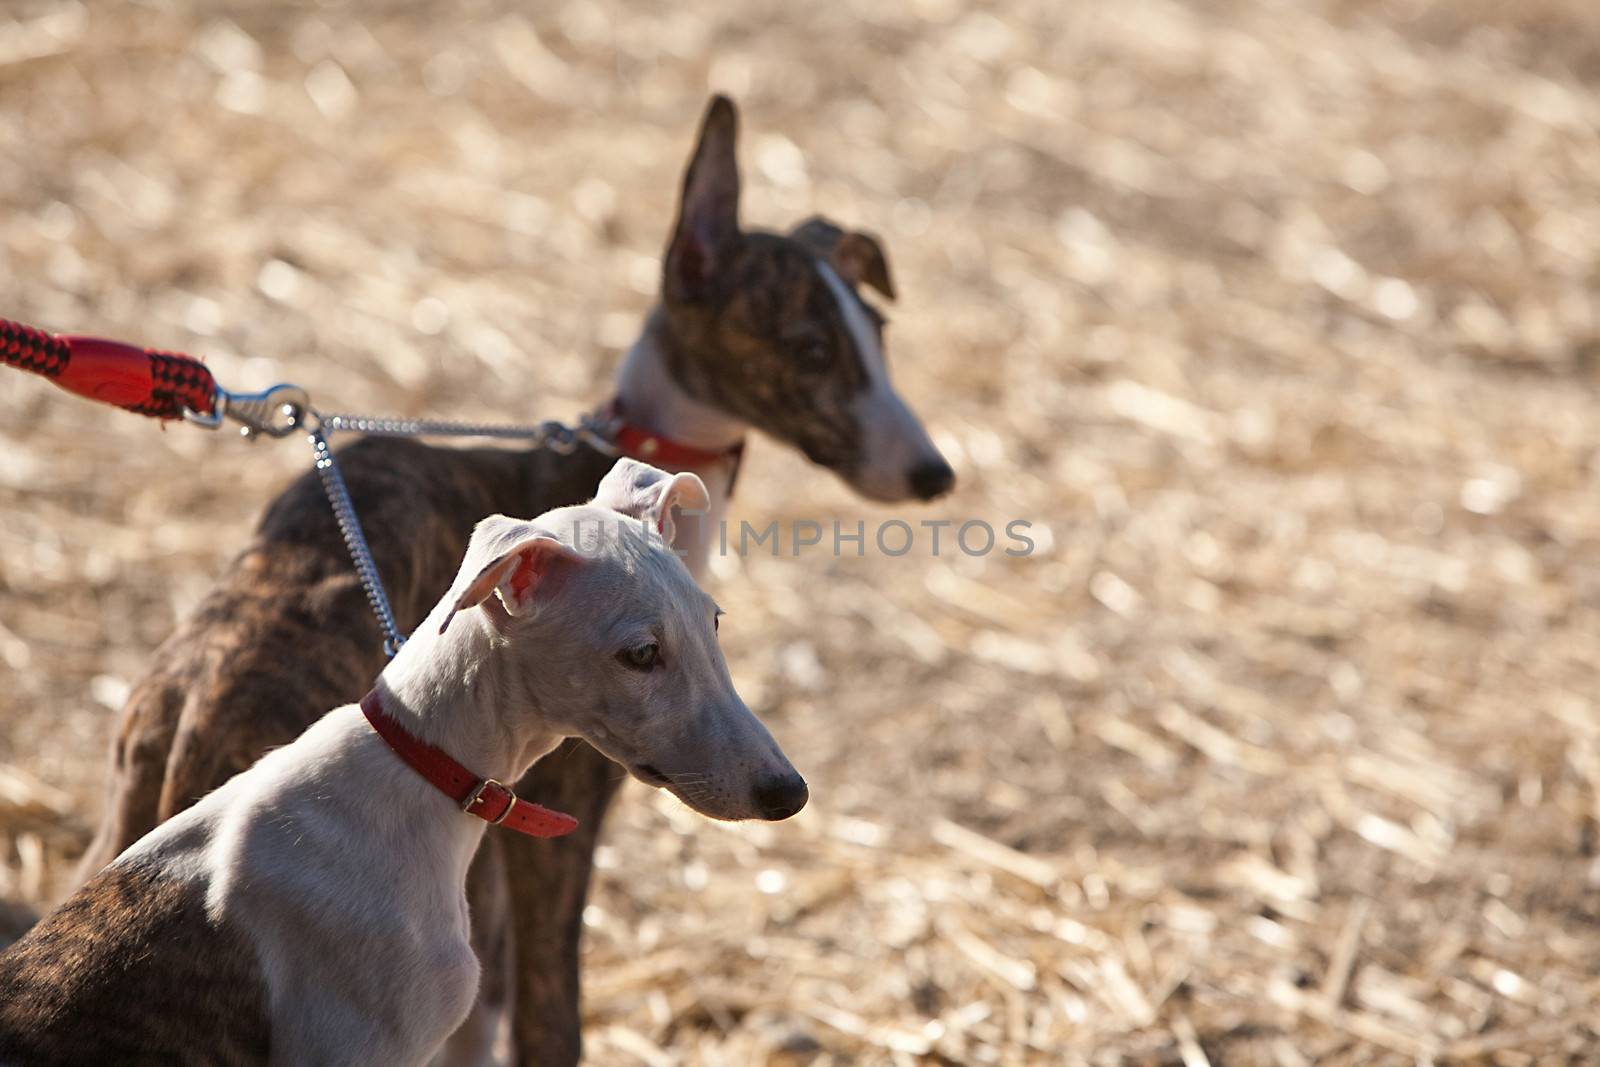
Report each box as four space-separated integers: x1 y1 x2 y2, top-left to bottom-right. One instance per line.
360 690 578 838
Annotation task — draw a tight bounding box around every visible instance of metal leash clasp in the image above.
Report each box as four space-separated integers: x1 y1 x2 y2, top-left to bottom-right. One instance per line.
183 383 311 439
573 410 622 457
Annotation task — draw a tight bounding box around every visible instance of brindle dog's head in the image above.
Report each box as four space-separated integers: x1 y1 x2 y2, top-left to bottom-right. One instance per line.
652 96 955 502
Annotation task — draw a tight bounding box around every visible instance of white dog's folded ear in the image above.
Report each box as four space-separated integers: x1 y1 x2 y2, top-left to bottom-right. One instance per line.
593 458 711 544
440 518 581 634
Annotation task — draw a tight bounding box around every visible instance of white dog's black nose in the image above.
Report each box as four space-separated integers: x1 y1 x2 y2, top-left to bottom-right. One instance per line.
908 458 955 500
753 772 809 820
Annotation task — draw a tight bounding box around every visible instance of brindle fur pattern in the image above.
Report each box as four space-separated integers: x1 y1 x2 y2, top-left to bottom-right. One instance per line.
0 860 270 1066
71 95 923 1067
650 230 882 472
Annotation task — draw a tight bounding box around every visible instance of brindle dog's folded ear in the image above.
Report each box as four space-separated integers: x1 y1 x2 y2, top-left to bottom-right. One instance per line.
665 95 741 302
833 231 895 301
789 216 896 301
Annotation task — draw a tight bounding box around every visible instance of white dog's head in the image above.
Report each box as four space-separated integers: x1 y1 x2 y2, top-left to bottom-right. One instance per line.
431 458 806 822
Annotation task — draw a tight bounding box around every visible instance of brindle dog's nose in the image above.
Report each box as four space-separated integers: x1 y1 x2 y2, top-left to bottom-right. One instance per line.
909 458 955 500
753 772 809 820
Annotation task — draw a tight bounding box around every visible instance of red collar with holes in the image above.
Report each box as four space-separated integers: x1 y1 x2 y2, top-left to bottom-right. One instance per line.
360 690 578 838
604 398 745 491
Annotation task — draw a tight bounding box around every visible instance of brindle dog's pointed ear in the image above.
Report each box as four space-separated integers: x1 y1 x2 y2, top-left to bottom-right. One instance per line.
664 95 741 302
833 231 896 302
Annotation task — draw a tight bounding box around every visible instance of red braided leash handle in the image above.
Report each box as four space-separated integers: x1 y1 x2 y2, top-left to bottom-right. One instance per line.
1 316 218 421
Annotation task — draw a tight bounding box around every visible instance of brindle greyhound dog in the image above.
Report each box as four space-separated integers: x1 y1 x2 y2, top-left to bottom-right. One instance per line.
71 95 953 1066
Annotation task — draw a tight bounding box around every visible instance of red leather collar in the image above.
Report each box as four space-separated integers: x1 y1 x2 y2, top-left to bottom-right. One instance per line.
604 398 745 482
360 690 578 838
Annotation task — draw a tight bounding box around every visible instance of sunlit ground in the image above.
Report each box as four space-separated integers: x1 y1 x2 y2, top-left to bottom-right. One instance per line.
3 1 1600 1062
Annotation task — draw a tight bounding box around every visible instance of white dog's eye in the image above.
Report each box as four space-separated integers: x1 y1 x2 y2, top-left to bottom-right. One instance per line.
619 643 660 671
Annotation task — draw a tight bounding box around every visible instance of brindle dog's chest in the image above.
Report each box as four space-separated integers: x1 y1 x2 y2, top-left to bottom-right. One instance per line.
0 861 269 1066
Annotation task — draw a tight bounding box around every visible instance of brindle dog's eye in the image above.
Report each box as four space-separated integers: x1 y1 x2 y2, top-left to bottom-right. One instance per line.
619 643 660 671
793 339 830 370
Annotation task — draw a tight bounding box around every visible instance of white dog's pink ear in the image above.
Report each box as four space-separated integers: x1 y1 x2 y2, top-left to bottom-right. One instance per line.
594 458 710 543
647 471 710 543
440 535 579 634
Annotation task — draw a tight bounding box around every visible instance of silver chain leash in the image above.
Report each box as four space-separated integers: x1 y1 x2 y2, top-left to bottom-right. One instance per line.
187 384 619 659
306 424 408 657
318 411 618 455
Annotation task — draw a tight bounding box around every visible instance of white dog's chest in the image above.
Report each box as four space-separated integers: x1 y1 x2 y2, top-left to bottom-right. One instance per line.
265 936 481 1066
113 708 491 1067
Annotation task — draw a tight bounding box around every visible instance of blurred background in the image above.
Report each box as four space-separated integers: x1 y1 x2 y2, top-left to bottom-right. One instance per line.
3 0 1600 1063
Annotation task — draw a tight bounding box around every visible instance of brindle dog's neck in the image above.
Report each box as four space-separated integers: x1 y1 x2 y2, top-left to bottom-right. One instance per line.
613 309 744 578
615 308 747 453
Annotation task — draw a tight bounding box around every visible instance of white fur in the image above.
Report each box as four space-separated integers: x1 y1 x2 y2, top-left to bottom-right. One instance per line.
814 261 947 502
116 704 502 1065
101 485 800 1066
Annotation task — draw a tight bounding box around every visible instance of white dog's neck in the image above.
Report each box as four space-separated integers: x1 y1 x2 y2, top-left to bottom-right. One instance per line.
614 316 742 578
374 614 561 790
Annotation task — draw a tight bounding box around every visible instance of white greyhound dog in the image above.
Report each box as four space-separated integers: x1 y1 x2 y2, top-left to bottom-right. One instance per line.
0 458 807 1067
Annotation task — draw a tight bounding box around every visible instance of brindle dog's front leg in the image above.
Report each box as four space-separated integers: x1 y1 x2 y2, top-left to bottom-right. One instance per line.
500 738 626 1067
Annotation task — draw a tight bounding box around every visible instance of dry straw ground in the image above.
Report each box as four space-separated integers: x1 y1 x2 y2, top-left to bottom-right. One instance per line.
3 0 1600 1063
